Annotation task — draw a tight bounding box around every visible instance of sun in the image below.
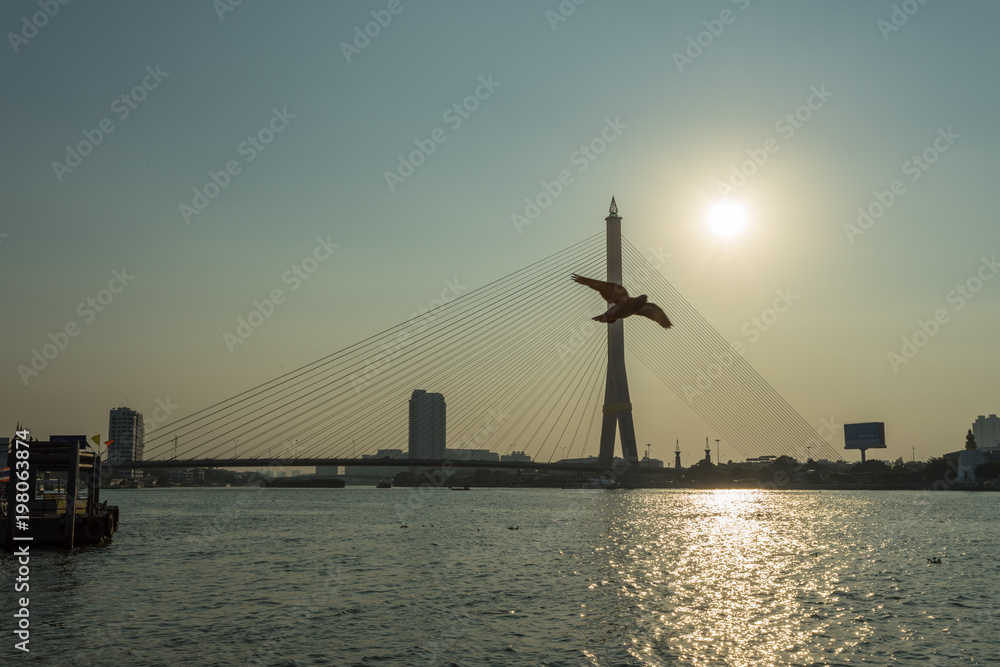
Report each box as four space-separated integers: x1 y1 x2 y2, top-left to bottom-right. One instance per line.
707 201 748 238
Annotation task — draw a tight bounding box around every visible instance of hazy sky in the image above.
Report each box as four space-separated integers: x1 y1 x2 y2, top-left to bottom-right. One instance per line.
3 1 998 464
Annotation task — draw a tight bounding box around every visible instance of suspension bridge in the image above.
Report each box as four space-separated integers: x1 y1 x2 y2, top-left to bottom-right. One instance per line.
133 199 841 483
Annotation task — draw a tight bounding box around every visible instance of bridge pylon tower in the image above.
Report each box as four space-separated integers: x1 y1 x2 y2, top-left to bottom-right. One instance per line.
597 197 641 486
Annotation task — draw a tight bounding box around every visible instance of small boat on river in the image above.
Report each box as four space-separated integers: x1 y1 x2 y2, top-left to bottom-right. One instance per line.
2 434 119 549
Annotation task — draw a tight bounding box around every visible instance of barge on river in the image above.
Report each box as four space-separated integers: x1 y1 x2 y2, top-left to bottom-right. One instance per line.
2 435 119 549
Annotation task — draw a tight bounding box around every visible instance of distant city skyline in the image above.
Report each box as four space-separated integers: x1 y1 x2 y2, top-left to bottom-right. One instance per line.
3 3 1000 463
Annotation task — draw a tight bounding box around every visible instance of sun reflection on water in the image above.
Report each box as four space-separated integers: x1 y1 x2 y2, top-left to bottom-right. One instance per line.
580 489 868 665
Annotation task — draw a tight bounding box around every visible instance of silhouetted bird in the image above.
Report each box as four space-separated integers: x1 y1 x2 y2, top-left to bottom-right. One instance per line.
572 274 672 329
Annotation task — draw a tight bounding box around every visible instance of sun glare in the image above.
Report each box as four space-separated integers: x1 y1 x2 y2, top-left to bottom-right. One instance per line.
707 201 748 238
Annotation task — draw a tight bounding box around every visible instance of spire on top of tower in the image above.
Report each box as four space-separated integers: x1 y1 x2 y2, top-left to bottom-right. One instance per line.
609 196 618 216
965 429 977 450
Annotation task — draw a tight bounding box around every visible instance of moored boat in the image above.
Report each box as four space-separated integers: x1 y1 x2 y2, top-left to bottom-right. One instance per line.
2 433 119 549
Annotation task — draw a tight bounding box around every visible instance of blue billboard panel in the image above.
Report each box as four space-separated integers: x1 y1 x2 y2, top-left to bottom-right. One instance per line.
844 422 886 449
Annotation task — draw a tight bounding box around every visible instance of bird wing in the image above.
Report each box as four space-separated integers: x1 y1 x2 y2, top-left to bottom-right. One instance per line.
637 302 672 329
571 274 629 304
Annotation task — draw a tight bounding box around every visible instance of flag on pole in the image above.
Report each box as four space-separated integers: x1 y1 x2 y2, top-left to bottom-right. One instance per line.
91 434 101 446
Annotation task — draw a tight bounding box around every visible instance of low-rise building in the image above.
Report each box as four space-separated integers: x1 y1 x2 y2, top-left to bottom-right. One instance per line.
168 468 206 486
346 448 409 479
446 448 499 462
501 450 532 464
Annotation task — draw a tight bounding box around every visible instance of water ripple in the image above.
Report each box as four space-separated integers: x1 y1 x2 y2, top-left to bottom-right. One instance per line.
2 488 998 665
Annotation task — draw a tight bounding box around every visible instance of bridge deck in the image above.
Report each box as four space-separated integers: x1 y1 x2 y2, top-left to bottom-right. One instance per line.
125 458 662 473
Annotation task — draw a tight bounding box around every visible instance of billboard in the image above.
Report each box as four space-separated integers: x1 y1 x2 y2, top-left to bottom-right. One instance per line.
844 422 886 449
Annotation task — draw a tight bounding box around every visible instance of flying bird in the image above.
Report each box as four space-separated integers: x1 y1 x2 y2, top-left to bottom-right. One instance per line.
571 274 672 329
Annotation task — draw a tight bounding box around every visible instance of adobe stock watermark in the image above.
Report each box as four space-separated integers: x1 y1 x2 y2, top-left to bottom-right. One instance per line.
185 479 266 552
510 116 628 234
631 244 672 283
350 278 468 391
415 609 477 665
51 65 170 182
680 287 799 405
672 0 751 73
179 106 295 224
340 0 414 63
681 314 800 414
759 417 841 489
247 567 341 665
143 397 181 435
738 287 800 344
90 605 143 663
520 476 617 565
17 268 135 386
680 344 744 406
556 321 600 361
716 85 833 197
185 440 300 552
545 0 587 31
887 254 998 373
384 75 501 192
222 236 339 353
844 126 959 244
812 416 842 454
878 0 930 41
392 408 508 526
213 0 244 21
7 0 73 54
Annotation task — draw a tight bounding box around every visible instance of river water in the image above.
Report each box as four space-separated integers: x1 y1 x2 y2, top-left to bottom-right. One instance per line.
2 487 998 666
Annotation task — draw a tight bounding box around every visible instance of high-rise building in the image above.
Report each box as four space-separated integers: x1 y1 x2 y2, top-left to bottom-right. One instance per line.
408 390 446 459
972 414 1000 450
108 406 144 478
